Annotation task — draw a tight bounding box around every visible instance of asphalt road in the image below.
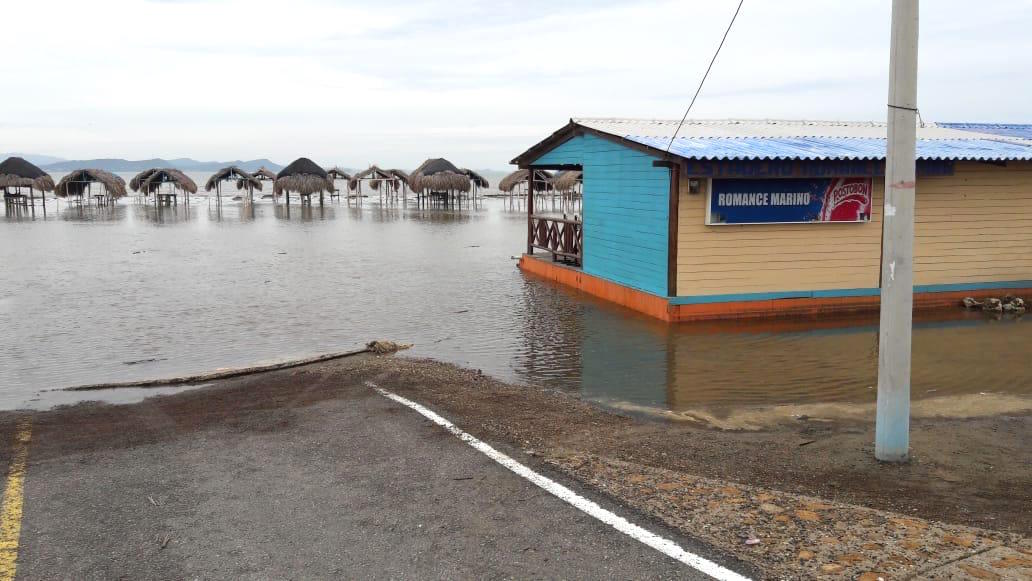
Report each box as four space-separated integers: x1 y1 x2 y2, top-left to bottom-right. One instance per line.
10 380 731 579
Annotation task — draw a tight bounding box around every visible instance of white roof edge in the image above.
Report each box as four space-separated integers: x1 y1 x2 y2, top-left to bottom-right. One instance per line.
571 117 1030 142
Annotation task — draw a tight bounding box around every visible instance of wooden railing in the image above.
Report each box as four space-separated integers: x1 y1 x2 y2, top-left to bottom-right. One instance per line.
529 214 582 266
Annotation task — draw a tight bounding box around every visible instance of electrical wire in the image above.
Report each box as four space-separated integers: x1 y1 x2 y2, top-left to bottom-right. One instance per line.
665 0 745 153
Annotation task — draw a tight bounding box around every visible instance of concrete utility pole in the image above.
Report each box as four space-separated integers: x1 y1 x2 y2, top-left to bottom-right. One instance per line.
876 0 919 462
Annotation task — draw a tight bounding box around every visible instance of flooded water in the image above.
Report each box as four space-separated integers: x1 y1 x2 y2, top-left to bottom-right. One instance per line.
3 173 1031 415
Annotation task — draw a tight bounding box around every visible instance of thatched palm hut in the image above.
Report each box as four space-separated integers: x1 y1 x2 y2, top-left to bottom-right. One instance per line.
326 167 351 200
349 165 407 201
206 166 261 204
409 158 473 204
274 157 334 205
55 169 127 205
129 168 157 193
498 169 553 196
388 168 410 196
130 168 198 206
326 167 351 181
384 168 410 198
461 169 490 197
253 167 277 181
1 157 55 214
552 170 582 195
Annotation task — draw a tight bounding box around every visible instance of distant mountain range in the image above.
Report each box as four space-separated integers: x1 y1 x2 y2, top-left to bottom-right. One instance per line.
0 153 68 166
37 158 284 173
1 153 512 184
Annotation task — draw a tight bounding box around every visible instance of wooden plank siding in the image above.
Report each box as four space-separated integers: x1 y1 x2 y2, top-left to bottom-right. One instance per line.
533 134 670 296
677 161 1032 297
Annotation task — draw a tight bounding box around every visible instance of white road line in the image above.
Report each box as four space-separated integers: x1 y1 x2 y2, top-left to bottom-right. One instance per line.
368 382 751 581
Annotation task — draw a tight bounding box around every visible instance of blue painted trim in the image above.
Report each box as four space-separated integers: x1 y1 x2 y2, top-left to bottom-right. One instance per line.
667 280 1032 305
669 288 878 305
913 280 1032 293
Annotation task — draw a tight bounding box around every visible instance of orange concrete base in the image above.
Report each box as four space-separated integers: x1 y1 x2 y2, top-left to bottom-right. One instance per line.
518 254 672 321
518 254 1032 323
669 288 1032 322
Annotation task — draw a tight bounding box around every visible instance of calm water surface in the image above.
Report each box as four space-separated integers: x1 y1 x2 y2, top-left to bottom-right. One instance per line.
2 174 1030 412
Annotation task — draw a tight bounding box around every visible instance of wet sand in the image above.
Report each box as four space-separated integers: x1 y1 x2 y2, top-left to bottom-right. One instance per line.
1 354 1029 578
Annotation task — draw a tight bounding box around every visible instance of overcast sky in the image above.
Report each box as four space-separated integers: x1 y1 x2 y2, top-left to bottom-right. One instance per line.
2 0 1029 169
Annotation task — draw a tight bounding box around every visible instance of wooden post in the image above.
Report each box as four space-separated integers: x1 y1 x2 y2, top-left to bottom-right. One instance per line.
667 162 680 297
527 168 535 255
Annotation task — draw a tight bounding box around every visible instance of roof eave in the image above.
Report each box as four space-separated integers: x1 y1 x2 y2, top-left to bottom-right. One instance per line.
511 119 686 168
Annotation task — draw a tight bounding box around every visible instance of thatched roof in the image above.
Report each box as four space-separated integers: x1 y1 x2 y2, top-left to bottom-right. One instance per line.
253 167 277 181
408 158 471 193
55 169 127 198
552 170 583 192
498 169 554 193
0 157 55 191
129 168 157 191
326 167 351 180
387 168 409 182
206 166 262 192
274 157 333 196
131 168 198 194
462 169 490 189
348 165 399 191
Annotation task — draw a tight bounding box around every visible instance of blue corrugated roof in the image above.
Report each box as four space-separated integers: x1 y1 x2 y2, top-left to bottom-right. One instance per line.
938 123 1032 140
628 135 1032 161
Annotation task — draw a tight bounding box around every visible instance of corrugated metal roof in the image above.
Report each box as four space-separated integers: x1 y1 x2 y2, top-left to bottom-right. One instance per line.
573 118 1032 161
628 135 1032 161
938 123 1032 140
573 118 1021 140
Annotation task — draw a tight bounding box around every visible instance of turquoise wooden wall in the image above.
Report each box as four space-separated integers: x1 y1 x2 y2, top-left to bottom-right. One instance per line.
533 134 670 296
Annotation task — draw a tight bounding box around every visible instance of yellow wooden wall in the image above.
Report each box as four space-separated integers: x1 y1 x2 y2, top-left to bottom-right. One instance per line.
676 161 1032 296
912 161 1032 286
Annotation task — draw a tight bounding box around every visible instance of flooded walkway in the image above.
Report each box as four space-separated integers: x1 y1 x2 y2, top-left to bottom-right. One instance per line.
2 184 1031 416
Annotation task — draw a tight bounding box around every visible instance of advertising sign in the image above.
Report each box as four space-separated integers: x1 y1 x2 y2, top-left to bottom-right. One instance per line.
708 178 873 224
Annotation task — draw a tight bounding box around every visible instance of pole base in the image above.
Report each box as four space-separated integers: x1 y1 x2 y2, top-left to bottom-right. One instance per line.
874 446 909 463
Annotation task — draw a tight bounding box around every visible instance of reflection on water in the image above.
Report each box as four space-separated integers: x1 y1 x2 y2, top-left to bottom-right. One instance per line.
578 306 1032 414
2 177 1031 414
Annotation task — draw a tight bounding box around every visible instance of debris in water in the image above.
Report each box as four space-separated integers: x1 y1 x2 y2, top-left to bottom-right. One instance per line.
1003 297 1026 313
983 298 1003 313
366 340 412 354
961 297 982 309
964 295 1025 314
123 358 166 366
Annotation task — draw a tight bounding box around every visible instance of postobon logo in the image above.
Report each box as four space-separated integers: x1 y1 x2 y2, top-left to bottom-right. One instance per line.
820 178 873 221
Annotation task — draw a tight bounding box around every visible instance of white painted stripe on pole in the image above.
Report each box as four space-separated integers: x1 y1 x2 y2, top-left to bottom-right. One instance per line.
368 382 751 581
